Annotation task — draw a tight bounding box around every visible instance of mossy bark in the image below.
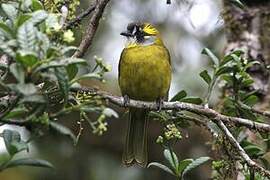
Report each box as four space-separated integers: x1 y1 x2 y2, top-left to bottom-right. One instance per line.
223 1 270 106
218 1 270 179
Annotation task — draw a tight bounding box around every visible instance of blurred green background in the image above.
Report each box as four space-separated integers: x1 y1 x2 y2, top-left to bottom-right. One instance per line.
0 0 226 179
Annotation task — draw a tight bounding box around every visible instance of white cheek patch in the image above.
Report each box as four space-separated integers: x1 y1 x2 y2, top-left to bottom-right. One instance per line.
144 36 151 39
142 36 156 46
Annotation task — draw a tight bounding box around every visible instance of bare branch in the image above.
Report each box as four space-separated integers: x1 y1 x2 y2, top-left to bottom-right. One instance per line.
65 2 97 29
71 87 270 133
73 0 111 58
215 120 270 178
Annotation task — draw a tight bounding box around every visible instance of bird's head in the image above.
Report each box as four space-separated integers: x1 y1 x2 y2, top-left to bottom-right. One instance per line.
120 22 163 48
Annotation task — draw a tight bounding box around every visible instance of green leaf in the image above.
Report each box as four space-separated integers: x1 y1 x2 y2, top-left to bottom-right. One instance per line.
2 130 28 156
221 55 234 66
243 95 258 106
148 111 169 121
164 149 179 172
180 97 203 105
237 107 257 121
148 162 175 175
199 70 211 85
45 14 59 29
70 73 102 84
231 50 244 56
32 0 44 11
231 0 244 8
49 122 76 144
241 90 257 101
231 54 240 62
201 48 219 65
215 66 235 76
10 83 37 95
61 46 78 55
223 51 244 64
0 40 15 57
102 108 119 118
0 22 14 38
241 78 254 87
66 64 78 80
17 22 36 51
0 63 8 70
16 50 38 67
21 0 32 11
182 157 210 178
245 61 260 69
178 159 193 174
1 4 17 22
4 158 54 169
207 121 221 137
222 74 234 85
5 108 28 119
37 58 86 71
36 31 50 57
15 14 32 28
170 90 187 102
21 94 46 103
30 10 48 25
244 145 264 158
9 63 25 84
55 68 69 106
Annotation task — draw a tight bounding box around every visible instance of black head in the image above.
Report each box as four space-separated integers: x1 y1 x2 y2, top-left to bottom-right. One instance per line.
120 22 146 43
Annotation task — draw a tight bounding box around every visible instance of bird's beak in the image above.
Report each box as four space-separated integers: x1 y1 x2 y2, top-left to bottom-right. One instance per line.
120 31 133 37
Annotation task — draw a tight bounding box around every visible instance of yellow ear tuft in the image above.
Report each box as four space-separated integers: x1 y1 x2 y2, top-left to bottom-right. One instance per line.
143 23 159 35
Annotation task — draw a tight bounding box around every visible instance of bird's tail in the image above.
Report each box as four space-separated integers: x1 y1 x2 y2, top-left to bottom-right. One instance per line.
122 108 148 167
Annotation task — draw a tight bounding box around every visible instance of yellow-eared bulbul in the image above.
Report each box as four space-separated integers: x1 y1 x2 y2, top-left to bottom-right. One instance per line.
118 22 172 167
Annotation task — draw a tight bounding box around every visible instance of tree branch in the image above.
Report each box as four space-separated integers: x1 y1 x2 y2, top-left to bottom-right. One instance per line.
72 87 270 175
215 120 270 178
72 0 111 58
71 87 270 133
65 1 97 29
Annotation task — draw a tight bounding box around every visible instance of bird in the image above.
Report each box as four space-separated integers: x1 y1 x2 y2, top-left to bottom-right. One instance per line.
118 22 172 167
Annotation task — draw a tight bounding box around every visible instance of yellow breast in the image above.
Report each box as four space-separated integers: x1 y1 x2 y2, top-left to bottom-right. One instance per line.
118 44 171 101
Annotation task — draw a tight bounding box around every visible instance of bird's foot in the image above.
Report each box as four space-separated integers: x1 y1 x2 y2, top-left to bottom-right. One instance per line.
123 95 130 107
156 97 164 112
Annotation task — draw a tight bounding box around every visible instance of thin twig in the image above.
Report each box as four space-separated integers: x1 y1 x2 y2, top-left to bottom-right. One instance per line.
249 107 270 119
176 114 207 127
70 87 270 133
239 101 270 119
65 1 97 29
215 120 270 178
73 0 111 58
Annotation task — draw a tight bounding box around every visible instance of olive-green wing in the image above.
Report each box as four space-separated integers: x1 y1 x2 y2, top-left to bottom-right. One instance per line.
163 46 171 101
118 48 127 84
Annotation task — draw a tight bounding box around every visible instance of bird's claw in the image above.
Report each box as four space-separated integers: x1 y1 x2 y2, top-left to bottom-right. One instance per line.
123 95 130 107
156 98 164 112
